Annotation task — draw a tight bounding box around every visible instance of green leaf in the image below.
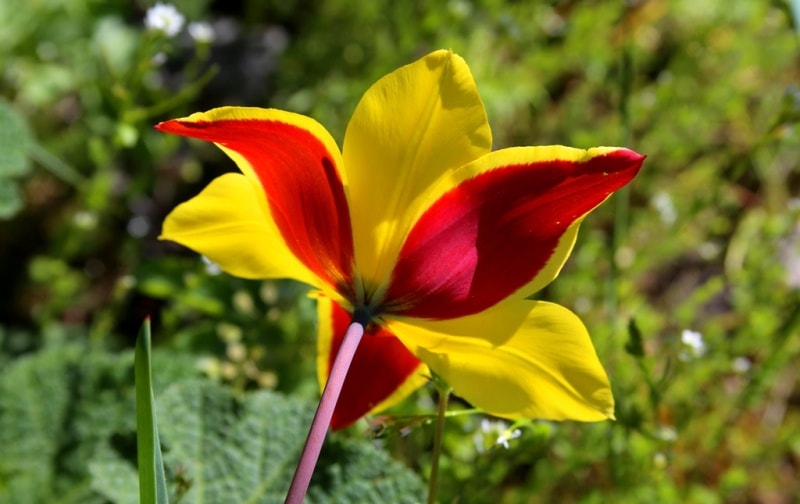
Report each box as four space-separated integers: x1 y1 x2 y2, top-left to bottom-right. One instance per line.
135 319 169 504
88 447 139 504
0 99 32 179
0 330 198 504
624 318 645 358
0 341 136 504
0 332 423 503
157 380 425 503
0 180 24 219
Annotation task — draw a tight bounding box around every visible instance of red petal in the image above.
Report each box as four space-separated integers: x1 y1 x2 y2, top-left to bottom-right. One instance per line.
325 301 423 430
385 148 645 319
157 117 354 295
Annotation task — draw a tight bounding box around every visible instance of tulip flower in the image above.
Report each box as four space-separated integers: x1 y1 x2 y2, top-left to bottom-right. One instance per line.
157 49 644 501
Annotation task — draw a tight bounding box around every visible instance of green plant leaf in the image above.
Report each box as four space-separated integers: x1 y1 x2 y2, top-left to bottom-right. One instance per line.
0 330 198 504
156 380 425 503
135 319 169 504
0 340 135 504
0 180 24 219
0 99 32 179
1 331 423 503
624 318 645 358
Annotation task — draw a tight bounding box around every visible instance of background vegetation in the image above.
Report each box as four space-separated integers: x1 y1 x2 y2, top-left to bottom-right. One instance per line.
1 0 799 502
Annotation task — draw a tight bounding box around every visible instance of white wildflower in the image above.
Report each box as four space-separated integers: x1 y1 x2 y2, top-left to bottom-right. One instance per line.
473 419 522 452
151 52 167 66
732 356 751 374
188 21 215 43
145 3 185 37
655 425 677 442
680 329 706 360
202 256 222 275
496 428 522 449
651 191 677 226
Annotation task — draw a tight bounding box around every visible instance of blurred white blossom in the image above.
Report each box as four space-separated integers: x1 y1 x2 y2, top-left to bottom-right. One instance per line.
473 419 522 452
202 256 222 275
732 356 751 374
188 21 215 43
680 329 706 359
145 3 185 37
651 191 677 226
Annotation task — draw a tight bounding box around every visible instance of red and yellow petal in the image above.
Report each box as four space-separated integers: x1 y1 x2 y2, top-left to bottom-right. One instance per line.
156 107 355 297
386 299 614 421
161 173 322 287
316 295 429 430
342 50 493 298
384 146 645 319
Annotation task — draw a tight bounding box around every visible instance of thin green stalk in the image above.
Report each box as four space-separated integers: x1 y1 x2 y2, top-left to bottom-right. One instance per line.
427 381 451 504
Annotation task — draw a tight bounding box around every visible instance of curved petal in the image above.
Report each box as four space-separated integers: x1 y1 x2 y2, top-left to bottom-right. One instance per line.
384 147 645 319
156 107 355 298
161 173 321 287
316 295 429 430
342 50 493 300
385 300 614 421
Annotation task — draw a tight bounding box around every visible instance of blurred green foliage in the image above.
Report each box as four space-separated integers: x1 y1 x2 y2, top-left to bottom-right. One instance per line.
1 0 799 502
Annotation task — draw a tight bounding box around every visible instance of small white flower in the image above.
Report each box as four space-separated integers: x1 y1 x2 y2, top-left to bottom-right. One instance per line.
474 419 521 452
188 21 215 43
655 425 677 442
496 428 521 449
145 3 185 37
202 256 222 275
651 191 677 226
732 356 751 374
680 329 706 359
151 52 167 66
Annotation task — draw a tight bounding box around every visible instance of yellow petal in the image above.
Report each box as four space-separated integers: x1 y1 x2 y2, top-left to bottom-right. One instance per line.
385 300 614 421
342 50 492 301
156 107 356 297
161 172 322 288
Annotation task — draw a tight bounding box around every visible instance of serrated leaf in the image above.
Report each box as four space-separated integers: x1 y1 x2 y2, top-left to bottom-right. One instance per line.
89 447 140 504
0 99 32 178
0 343 133 504
0 333 199 504
0 334 423 504
157 381 425 503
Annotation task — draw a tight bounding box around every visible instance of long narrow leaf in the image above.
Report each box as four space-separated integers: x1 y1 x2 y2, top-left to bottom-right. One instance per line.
135 318 169 504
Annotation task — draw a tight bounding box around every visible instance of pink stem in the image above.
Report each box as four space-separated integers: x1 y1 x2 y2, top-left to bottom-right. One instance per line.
284 319 365 503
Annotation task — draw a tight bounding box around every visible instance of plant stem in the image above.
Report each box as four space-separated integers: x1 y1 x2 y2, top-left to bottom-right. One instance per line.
427 382 450 504
284 319 365 504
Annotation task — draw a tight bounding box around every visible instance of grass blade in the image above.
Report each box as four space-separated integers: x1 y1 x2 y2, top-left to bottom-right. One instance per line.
135 318 169 504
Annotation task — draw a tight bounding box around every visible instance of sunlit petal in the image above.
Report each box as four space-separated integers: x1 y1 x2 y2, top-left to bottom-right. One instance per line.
386 300 614 421
161 173 321 287
384 147 645 319
316 295 429 430
343 50 492 300
156 107 355 297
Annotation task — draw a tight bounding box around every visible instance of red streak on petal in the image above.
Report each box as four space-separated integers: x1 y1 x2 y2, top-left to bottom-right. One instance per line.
326 302 422 430
158 118 354 293
385 149 645 319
